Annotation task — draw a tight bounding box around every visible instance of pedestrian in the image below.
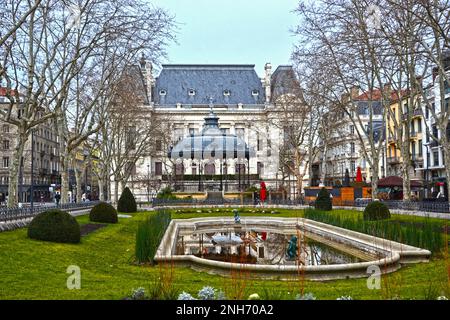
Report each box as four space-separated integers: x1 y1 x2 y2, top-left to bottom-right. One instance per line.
55 192 61 206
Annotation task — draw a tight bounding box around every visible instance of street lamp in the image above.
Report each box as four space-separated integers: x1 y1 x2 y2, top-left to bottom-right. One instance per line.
83 150 89 200
30 129 35 211
147 163 150 203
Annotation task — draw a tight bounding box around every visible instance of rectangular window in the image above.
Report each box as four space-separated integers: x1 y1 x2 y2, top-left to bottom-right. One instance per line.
350 125 355 135
174 128 184 142
350 142 355 154
350 160 356 173
418 140 423 156
191 166 197 175
257 162 264 175
2 124 9 133
126 126 137 149
2 140 9 150
267 139 272 156
155 162 162 175
2 157 9 168
417 119 422 133
257 133 262 151
155 140 162 152
432 125 438 139
236 128 245 139
433 151 439 166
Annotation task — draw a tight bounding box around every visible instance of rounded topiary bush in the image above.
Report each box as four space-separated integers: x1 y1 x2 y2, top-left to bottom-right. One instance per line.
28 209 80 243
315 187 332 211
89 202 118 223
363 201 391 221
118 187 137 213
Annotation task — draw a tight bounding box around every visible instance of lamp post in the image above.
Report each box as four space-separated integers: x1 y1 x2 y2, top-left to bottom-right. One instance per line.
147 163 150 203
83 150 89 200
30 129 35 212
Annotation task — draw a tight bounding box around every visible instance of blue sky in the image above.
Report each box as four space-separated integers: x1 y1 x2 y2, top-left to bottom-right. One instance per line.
150 0 300 76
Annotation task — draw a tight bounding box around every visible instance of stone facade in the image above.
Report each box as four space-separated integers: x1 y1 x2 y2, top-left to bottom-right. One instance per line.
0 92 60 204
112 62 308 201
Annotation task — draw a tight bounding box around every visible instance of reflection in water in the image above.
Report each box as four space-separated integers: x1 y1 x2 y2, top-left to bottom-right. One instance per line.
175 229 363 266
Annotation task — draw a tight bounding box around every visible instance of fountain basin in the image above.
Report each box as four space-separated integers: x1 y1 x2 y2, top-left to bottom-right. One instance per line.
155 217 431 280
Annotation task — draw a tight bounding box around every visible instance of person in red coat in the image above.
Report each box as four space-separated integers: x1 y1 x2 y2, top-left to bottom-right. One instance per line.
260 181 267 203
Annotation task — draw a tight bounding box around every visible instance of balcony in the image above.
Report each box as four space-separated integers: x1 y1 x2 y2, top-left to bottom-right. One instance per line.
412 154 423 165
410 131 419 139
429 140 439 148
402 108 423 121
387 157 400 164
388 134 397 144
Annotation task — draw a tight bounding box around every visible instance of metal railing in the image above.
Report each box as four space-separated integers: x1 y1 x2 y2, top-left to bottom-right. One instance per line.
0 201 102 223
329 199 450 213
152 197 450 214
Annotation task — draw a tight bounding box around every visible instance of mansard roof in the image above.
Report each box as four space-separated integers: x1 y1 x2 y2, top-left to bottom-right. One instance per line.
270 65 302 100
153 64 265 105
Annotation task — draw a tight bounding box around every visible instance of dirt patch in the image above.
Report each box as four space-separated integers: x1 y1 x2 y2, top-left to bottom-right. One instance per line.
80 223 107 236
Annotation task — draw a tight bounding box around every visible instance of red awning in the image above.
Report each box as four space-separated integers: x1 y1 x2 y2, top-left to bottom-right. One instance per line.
377 176 422 188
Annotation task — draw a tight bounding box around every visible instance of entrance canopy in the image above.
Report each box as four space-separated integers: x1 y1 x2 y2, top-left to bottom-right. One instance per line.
168 100 252 161
377 176 423 188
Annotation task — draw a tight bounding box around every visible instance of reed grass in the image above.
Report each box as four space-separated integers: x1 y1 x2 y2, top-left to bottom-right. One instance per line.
135 210 171 264
304 208 444 254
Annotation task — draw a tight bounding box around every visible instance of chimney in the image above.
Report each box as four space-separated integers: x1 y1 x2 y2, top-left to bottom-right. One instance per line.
341 92 350 104
140 55 154 104
264 62 272 103
350 86 359 100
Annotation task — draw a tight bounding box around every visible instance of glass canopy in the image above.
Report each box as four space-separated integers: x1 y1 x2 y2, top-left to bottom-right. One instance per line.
168 103 251 161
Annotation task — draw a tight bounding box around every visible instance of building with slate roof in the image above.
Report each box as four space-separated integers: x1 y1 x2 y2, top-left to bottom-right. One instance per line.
313 87 387 187
113 60 309 201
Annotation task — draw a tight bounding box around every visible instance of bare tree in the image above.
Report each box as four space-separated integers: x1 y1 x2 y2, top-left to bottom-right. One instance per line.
293 0 396 199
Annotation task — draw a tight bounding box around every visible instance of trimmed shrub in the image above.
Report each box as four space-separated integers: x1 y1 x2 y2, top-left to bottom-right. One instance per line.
363 201 391 221
118 187 137 213
28 209 80 243
89 202 118 224
315 187 332 211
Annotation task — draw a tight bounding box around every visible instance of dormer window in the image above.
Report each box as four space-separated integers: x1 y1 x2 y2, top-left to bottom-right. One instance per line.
188 89 196 96
159 89 167 96
223 89 231 96
252 90 259 96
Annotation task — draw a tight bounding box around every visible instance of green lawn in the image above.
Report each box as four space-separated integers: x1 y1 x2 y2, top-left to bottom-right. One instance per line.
0 209 448 300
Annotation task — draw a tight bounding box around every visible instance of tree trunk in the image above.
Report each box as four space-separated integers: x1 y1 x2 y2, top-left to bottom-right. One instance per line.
442 145 450 203
370 161 379 200
296 175 303 200
60 156 70 204
106 173 111 202
98 177 104 201
320 144 328 186
120 179 126 194
75 169 82 202
401 160 412 201
114 177 122 204
7 131 27 207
